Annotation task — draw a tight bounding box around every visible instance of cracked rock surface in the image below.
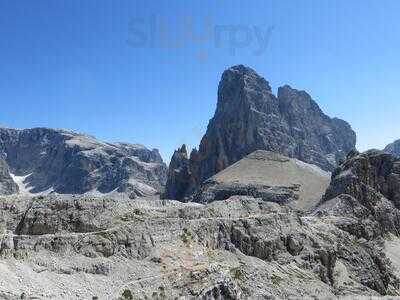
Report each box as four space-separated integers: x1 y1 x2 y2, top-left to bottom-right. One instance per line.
1 186 400 298
1 151 400 299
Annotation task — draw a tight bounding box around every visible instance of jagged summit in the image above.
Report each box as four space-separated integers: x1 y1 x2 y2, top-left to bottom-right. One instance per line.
165 65 356 200
220 64 273 92
216 65 274 117
164 144 192 200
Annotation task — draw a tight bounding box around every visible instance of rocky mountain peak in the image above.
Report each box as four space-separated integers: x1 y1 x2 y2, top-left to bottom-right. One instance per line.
216 65 274 116
385 139 400 157
165 65 356 200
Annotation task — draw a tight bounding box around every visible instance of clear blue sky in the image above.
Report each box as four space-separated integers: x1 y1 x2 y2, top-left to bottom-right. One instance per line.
1 0 399 162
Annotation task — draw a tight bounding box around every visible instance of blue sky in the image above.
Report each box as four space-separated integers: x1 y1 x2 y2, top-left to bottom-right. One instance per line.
1 0 399 162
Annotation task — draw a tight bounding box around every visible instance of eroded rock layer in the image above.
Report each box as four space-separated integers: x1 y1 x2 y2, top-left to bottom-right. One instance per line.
1 189 400 298
191 150 331 211
2 150 400 298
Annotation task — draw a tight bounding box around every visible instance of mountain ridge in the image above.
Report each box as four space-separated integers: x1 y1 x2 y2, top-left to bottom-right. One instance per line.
164 65 356 200
0 127 167 196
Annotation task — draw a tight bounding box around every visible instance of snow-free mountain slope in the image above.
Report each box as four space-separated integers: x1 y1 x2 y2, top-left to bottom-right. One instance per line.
192 150 331 211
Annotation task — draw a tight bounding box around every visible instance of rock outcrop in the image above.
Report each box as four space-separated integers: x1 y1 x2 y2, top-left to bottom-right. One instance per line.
163 145 195 200
385 139 400 157
0 159 18 195
1 192 400 298
317 149 400 240
191 150 331 211
165 65 356 200
322 149 400 210
0 127 167 196
1 150 400 298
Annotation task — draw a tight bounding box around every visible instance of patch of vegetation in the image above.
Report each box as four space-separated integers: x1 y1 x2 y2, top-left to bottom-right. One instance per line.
158 286 166 298
231 266 246 280
180 228 193 246
133 208 144 215
351 238 361 247
119 209 146 222
270 274 284 286
151 288 167 299
119 289 133 300
208 207 217 217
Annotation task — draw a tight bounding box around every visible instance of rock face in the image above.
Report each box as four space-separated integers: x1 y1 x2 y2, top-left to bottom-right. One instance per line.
385 139 400 157
0 159 18 195
311 150 400 294
318 149 400 240
163 145 195 200
165 65 356 200
192 150 331 211
323 149 400 211
0 127 167 196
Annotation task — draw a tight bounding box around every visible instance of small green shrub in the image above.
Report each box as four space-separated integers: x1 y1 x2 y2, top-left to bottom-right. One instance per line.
120 289 133 300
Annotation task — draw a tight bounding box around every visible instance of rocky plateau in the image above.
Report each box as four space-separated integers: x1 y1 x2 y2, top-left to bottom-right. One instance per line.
1 149 400 299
